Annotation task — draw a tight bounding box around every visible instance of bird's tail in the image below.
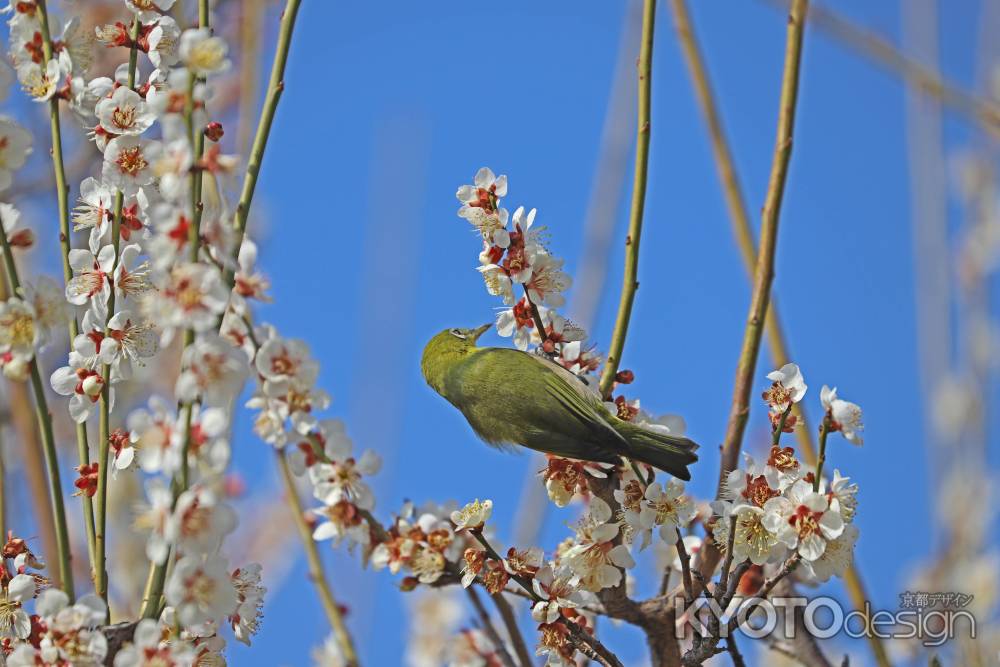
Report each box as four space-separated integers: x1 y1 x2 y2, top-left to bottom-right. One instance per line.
621 424 699 481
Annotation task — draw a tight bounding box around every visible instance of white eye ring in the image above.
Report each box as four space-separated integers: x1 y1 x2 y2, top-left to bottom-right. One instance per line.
449 328 467 340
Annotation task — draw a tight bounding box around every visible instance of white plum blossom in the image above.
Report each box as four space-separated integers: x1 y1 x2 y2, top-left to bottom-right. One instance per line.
821 384 865 445
128 396 180 475
112 618 195 667
561 497 634 592
30 590 108 665
0 116 31 190
125 0 179 23
450 499 493 531
638 480 695 543
147 16 181 69
66 237 115 306
230 563 266 646
456 166 509 240
50 351 111 423
171 486 237 556
142 262 229 337
531 564 590 624
710 499 785 566
179 28 230 75
765 362 808 411
103 135 160 195
135 479 175 565
763 480 845 562
17 56 64 102
802 523 859 583
72 178 115 236
0 573 35 638
165 555 239 628
309 450 382 511
175 334 249 405
96 85 155 136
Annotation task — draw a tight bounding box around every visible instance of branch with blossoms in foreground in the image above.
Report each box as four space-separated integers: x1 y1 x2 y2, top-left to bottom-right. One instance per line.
0 0 301 662
254 168 867 666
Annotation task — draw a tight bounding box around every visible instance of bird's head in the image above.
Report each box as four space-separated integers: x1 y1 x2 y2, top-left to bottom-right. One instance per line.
421 324 491 392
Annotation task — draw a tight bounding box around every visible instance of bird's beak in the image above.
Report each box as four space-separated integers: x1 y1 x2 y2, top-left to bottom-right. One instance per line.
471 323 492 342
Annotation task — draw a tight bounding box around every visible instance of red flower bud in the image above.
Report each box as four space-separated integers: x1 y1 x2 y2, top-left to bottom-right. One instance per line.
615 369 635 384
204 121 225 142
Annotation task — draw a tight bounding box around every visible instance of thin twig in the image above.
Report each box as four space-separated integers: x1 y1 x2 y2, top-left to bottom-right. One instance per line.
277 450 360 666
0 211 74 598
598 0 657 399
465 586 517 667
490 591 534 667
715 516 738 604
726 635 746 667
34 0 99 584
762 0 1000 133
674 528 694 607
469 530 624 667
813 415 830 492
221 0 304 297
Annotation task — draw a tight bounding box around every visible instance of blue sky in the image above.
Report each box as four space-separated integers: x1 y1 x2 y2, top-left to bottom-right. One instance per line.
4 0 992 665
220 1 999 665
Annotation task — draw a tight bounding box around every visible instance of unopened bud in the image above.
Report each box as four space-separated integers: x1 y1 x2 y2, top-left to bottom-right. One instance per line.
8 229 34 248
204 121 224 142
615 369 635 384
399 576 420 592
1 354 29 381
81 373 104 397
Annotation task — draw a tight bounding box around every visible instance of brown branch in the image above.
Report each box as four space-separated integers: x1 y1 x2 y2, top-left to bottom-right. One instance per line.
489 590 534 667
465 586 518 667
762 0 1000 134
468 530 625 667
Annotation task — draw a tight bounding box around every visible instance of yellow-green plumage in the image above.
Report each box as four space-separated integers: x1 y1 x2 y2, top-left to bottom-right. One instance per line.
421 325 698 480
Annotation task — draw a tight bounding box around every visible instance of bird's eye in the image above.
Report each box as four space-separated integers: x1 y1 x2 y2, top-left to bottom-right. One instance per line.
449 328 467 340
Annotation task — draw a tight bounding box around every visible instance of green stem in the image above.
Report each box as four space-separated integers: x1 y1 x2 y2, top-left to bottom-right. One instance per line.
199 0 210 28
221 0 303 299
597 0 656 400
34 0 98 583
95 17 142 615
0 211 74 598
278 450 360 666
771 404 792 446
813 416 830 492
715 0 808 490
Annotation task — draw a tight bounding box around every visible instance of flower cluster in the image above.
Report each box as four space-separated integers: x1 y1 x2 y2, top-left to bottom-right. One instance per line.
713 363 863 582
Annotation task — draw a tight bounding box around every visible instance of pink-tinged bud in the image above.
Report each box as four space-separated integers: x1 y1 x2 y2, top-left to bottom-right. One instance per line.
204 121 224 142
399 576 419 592
8 229 34 248
615 369 635 384
224 473 246 498
0 353 28 381
81 374 104 398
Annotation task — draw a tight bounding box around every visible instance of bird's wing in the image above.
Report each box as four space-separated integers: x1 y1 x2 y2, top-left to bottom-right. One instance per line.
452 347 626 461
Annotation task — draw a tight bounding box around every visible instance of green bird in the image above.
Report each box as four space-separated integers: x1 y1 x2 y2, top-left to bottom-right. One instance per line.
421 324 699 480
